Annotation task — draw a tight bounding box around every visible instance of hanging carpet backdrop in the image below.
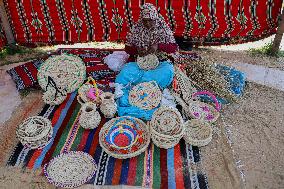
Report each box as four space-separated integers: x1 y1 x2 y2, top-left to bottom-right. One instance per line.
3 0 283 46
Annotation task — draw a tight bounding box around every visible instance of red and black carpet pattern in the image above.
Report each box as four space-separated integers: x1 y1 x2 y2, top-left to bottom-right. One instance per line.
3 0 283 46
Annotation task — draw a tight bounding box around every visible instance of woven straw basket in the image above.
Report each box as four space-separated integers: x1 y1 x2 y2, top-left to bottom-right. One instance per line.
99 116 150 159
100 92 117 118
79 102 101 129
150 106 184 149
188 101 220 123
16 116 53 149
44 151 97 188
78 77 102 105
129 81 162 110
137 54 160 70
183 119 213 147
171 91 220 123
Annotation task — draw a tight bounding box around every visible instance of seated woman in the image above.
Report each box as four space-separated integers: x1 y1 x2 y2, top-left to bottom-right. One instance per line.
125 3 178 60
115 3 177 120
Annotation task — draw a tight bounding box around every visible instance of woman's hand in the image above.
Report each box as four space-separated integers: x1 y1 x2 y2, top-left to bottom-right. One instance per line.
137 44 158 57
147 44 158 54
137 47 148 57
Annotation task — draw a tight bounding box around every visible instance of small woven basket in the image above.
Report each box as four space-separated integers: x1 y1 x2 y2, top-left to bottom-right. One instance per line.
183 119 213 147
16 116 53 149
78 77 102 105
137 54 160 70
100 92 117 118
171 91 220 123
79 102 101 129
150 106 184 149
188 101 220 123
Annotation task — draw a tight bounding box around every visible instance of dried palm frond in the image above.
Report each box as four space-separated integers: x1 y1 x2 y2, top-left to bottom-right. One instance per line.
184 59 238 102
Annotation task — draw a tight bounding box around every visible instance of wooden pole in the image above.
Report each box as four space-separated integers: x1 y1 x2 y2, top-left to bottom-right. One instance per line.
0 0 15 44
271 8 284 54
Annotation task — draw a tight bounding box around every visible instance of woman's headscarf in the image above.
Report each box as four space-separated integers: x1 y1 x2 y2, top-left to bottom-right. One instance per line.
126 3 176 48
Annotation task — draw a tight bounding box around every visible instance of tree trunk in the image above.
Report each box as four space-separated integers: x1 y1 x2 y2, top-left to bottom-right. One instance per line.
0 0 15 44
271 9 284 54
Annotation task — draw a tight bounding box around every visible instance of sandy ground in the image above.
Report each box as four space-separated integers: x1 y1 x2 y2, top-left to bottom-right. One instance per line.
197 48 284 71
0 44 284 189
221 83 284 189
214 35 284 51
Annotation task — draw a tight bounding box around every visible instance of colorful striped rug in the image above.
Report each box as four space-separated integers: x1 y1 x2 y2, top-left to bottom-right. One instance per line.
7 48 209 189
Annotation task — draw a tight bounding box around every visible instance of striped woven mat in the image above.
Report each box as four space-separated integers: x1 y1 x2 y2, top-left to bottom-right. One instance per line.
7 48 209 189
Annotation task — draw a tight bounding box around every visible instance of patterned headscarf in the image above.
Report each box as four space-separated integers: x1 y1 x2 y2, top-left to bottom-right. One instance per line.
126 3 176 48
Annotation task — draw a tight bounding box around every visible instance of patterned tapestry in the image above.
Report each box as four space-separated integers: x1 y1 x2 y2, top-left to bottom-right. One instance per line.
3 0 283 46
0 16 7 49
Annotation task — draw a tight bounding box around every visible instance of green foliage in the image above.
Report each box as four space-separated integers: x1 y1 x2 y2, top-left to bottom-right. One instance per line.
0 44 47 66
248 42 284 57
0 45 33 58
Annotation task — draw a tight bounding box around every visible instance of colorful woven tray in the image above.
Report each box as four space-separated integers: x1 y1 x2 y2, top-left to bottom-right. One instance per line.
44 151 97 188
129 81 162 110
99 116 150 159
38 53 86 93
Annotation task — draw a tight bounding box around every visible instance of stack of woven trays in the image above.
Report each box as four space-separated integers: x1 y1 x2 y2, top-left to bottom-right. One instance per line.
16 116 53 149
150 106 185 149
99 116 150 159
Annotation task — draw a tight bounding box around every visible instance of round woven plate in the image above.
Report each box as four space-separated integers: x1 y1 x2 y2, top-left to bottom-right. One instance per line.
129 81 162 110
16 116 53 149
38 54 86 93
44 151 97 188
99 116 150 159
183 119 213 147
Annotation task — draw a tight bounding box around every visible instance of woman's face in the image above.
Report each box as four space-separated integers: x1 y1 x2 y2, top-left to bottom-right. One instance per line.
142 18 155 29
